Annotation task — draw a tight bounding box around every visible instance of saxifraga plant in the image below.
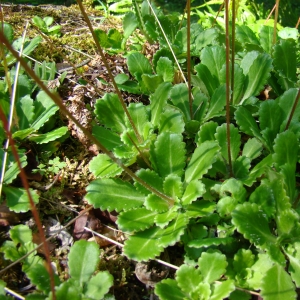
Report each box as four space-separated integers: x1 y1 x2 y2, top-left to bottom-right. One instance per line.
0 0 300 299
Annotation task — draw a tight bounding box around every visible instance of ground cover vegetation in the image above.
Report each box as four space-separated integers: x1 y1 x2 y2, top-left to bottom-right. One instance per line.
0 0 300 299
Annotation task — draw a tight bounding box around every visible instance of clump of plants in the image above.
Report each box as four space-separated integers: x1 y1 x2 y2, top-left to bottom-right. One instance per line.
0 0 300 299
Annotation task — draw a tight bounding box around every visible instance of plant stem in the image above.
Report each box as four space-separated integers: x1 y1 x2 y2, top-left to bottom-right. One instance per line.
186 0 193 119
0 32 175 207
230 0 235 103
273 0 280 44
76 0 143 144
225 0 233 177
285 88 300 131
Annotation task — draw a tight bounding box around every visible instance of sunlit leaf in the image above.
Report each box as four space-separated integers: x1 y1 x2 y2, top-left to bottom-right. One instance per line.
261 264 296 300
69 240 99 286
117 207 156 232
185 141 219 183
85 179 145 212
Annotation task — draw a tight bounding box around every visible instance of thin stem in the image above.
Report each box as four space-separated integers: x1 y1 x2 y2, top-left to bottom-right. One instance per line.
144 0 188 87
225 0 233 177
76 0 143 144
0 110 56 300
0 32 175 207
296 17 300 29
230 0 235 103
186 0 193 119
273 0 280 44
264 3 276 25
285 88 300 131
212 1 224 27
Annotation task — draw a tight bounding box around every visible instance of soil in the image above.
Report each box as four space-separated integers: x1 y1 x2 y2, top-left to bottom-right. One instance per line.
0 2 179 299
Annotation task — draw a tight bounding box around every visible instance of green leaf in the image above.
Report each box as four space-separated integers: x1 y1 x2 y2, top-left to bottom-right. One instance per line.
69 240 99 287
194 63 218 98
259 25 274 54
220 63 245 105
141 74 163 93
16 95 34 130
84 271 113 299
185 201 216 218
176 265 202 294
261 264 296 300
150 82 172 127
233 156 251 180
28 126 68 144
181 180 205 206
188 237 233 248
135 169 164 196
244 154 273 186
276 88 300 131
89 154 122 178
123 226 164 261
196 121 218 145
155 207 178 227
127 52 152 82
107 28 122 49
273 131 298 168
1 22 14 44
210 280 235 300
7 36 42 66
204 84 226 121
217 197 239 218
232 202 277 248
232 249 255 287
94 29 110 48
9 224 32 244
92 126 122 150
158 214 189 247
145 193 170 212
32 16 47 31
85 179 145 212
215 124 241 162
163 174 183 198
123 12 138 40
155 279 187 300
127 102 150 138
249 182 275 218
170 83 191 121
156 57 174 82
198 251 227 284
151 132 186 178
273 39 297 83
31 91 59 131
240 52 273 103
185 141 219 183
286 244 300 288
52 279 81 300
278 27 298 40
247 253 273 290
195 27 219 50
95 93 126 133
117 207 156 232
259 100 283 150
159 105 185 134
236 24 260 46
234 106 262 139
0 149 27 184
200 45 226 85
27 263 60 294
4 187 39 213
242 138 262 161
